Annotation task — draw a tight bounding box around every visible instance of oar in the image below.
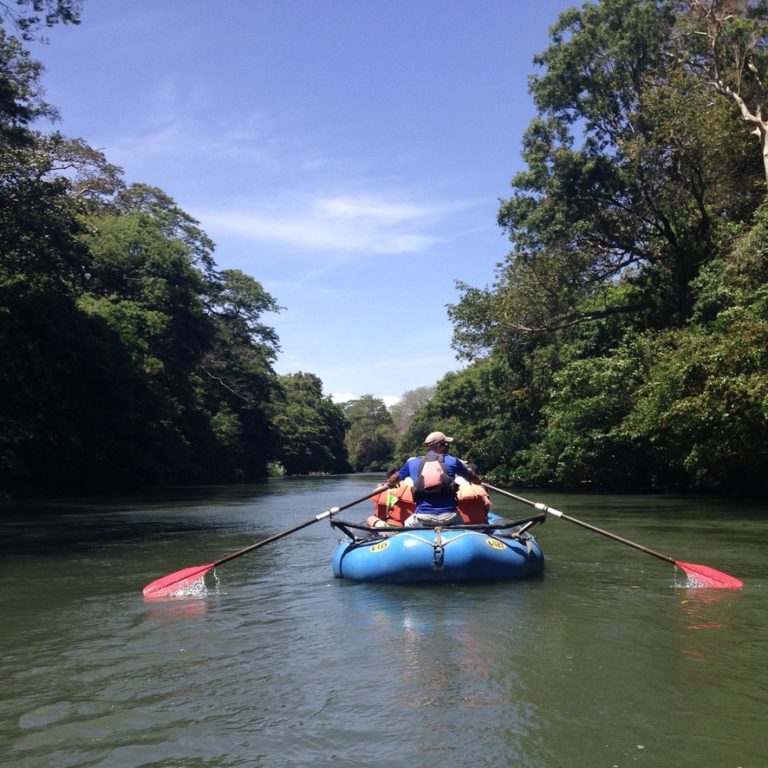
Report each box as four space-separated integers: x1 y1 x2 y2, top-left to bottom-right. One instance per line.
484 483 743 589
142 488 383 598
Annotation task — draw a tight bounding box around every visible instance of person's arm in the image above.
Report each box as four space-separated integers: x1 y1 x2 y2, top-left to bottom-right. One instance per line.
389 464 405 487
454 457 481 484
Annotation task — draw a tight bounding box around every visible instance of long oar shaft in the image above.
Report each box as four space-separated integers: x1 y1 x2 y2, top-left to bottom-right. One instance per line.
483 483 743 589
212 488 383 568
485 483 676 564
143 487 383 597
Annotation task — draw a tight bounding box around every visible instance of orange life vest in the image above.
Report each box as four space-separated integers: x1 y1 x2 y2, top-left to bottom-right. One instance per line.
369 481 414 526
456 482 491 524
371 489 390 521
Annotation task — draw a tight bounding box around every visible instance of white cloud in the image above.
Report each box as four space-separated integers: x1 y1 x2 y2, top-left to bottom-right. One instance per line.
331 392 357 404
98 96 483 258
198 192 478 255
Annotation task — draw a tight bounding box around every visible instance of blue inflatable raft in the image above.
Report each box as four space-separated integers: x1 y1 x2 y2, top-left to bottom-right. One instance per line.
330 514 545 584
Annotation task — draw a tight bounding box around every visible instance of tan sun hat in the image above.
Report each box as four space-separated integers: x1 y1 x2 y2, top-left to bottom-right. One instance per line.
424 431 454 445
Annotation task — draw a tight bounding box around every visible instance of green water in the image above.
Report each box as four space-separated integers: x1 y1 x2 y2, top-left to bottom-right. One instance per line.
1 477 765 767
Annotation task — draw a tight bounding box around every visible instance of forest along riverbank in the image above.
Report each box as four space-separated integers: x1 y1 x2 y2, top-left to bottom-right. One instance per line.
1 477 766 768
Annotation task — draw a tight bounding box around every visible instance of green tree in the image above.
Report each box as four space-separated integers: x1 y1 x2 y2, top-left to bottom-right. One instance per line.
623 201 768 491
397 357 542 479
199 269 282 479
272 373 349 474
442 0 768 493
450 0 761 361
671 0 768 184
526 339 656 490
342 395 395 471
0 9 292 495
0 0 80 41
0 27 59 151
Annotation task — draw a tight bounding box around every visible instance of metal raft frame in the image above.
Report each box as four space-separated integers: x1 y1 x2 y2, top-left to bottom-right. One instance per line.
329 511 546 543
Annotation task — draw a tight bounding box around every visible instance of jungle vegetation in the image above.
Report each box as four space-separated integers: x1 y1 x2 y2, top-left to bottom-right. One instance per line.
4 1 768 497
403 0 768 494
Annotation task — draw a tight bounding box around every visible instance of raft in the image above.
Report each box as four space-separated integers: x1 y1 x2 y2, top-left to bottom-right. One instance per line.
330 514 545 584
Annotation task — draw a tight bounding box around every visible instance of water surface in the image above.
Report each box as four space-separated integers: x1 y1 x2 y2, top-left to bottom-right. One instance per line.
1 477 766 767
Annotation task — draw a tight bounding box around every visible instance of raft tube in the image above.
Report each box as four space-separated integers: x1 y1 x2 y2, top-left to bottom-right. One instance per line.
332 527 545 584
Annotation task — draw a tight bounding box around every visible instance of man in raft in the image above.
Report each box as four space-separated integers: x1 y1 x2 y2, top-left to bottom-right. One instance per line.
389 431 481 527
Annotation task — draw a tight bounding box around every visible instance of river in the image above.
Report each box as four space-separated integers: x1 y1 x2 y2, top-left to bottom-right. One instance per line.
1 476 766 767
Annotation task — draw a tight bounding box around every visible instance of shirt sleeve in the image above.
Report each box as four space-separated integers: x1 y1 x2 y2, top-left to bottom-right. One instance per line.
447 455 469 478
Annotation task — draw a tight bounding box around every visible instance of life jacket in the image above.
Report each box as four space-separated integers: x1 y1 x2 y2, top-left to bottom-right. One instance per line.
371 489 390 521
412 452 458 503
385 480 416 525
456 478 491 524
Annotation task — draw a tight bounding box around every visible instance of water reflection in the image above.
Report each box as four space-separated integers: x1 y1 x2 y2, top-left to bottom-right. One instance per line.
143 597 212 624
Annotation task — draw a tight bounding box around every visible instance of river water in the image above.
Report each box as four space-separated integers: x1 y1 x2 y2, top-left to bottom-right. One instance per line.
1 476 766 768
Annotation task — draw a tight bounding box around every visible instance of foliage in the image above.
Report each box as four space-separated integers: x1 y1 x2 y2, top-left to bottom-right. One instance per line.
442 0 768 494
524 337 657 490
8 1 768 496
388 385 435 440
271 373 350 475
342 395 396 471
0 0 80 40
623 201 768 492
670 0 768 183
396 357 542 478
0 23 294 495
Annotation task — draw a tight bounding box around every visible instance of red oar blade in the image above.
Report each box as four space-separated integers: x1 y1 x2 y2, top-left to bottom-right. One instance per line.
142 563 215 598
675 561 743 590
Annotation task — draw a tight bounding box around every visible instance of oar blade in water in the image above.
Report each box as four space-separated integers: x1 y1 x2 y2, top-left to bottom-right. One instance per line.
142 563 214 598
676 561 743 589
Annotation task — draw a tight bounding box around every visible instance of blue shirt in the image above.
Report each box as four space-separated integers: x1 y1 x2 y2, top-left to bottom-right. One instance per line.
397 452 470 514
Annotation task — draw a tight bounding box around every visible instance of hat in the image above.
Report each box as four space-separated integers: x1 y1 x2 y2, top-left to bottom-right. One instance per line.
424 431 454 445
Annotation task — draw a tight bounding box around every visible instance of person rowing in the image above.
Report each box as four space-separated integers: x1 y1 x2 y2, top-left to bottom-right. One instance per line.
388 430 480 528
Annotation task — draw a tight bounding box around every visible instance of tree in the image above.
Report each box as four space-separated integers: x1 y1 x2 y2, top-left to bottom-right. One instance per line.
672 0 768 184
199 269 282 479
449 0 762 360
342 395 395 471
0 9 293 494
272 373 349 474
0 28 56 147
624 200 768 491
441 0 768 492
388 386 435 439
114 183 217 276
0 0 80 41
397 358 543 479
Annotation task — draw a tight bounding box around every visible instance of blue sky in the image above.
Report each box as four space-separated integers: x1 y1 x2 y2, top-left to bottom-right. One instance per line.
28 0 575 406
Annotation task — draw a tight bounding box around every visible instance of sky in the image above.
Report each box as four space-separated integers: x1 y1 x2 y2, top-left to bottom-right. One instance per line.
26 0 576 406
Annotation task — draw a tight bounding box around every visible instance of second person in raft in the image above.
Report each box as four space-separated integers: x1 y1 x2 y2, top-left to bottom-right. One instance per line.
388 430 481 527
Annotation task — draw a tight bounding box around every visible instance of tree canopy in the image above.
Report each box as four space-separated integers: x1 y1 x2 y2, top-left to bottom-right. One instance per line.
6 0 768 498
0 14 349 496
443 0 768 493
